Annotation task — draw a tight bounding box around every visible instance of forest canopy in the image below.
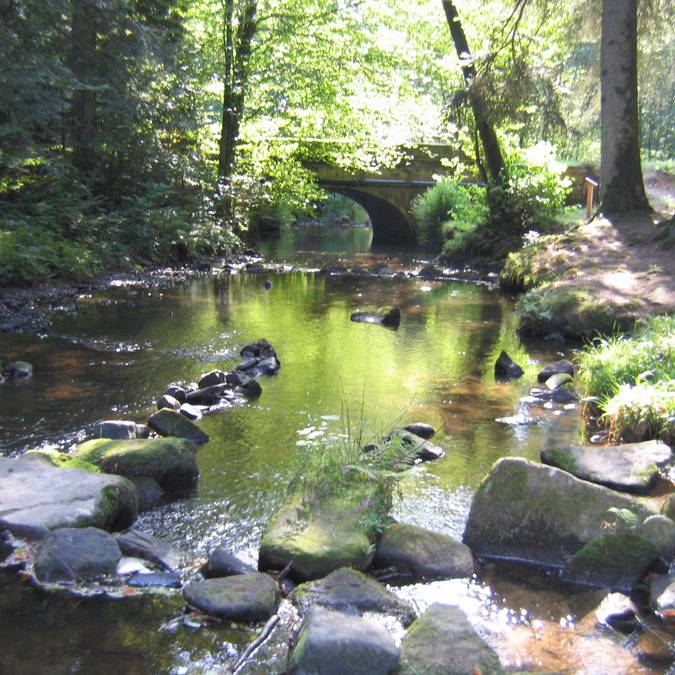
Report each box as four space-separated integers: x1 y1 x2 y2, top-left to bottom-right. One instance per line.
0 0 673 283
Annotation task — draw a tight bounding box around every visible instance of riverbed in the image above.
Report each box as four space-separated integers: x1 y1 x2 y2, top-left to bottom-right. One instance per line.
0 227 666 673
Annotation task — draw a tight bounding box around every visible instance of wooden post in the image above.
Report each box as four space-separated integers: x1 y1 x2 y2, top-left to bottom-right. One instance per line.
585 177 599 218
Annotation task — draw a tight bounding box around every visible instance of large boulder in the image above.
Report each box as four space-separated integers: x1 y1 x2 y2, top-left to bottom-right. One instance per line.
463 457 657 567
563 532 660 590
0 454 137 538
494 351 524 380
400 603 504 675
147 408 209 445
287 606 400 675
183 573 279 621
291 567 417 626
72 437 199 491
541 440 672 493
259 493 376 581
373 523 474 581
35 527 122 583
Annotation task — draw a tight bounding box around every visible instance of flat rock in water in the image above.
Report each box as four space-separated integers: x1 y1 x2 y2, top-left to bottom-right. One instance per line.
287 606 400 675
402 422 435 439
198 370 226 389
183 573 279 621
400 603 504 675
95 420 139 440
127 571 182 589
156 394 181 411
35 527 121 583
259 493 376 581
463 457 657 567
73 437 199 491
179 403 204 421
540 440 672 493
494 350 524 380
649 573 675 617
291 567 417 626
202 548 256 578
131 476 163 511
186 383 229 405
595 592 639 633
147 408 209 445
563 532 660 590
0 454 137 538
390 430 445 462
116 529 185 571
537 359 574 383
373 523 474 581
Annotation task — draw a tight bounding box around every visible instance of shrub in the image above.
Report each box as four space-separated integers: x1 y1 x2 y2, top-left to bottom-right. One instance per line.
411 180 488 250
577 316 675 443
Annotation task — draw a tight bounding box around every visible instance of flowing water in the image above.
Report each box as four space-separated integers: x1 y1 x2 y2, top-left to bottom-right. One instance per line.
0 226 667 673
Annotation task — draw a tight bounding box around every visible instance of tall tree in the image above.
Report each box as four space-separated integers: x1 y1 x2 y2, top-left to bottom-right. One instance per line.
71 0 98 173
600 0 650 213
441 0 505 183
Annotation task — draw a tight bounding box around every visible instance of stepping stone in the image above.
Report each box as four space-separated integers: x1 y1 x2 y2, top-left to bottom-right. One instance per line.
288 606 399 675
147 409 209 445
183 573 279 621
541 440 672 493
291 567 417 625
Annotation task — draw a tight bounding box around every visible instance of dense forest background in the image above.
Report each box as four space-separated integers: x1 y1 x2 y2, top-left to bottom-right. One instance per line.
1 0 673 284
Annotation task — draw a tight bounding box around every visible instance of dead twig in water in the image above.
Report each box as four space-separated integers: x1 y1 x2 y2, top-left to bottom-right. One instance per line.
232 613 280 673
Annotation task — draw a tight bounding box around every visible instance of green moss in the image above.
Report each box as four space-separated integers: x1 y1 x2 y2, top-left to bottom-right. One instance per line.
542 448 577 474
25 449 101 473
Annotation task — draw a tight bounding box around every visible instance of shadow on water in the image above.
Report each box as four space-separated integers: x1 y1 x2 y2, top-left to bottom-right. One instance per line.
0 227 660 673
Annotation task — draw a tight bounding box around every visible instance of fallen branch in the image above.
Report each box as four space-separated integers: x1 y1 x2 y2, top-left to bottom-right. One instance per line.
232 613 280 673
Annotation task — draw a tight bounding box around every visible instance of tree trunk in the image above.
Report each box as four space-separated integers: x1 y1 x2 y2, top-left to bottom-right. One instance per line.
441 0 505 184
600 0 650 213
71 0 97 173
218 0 236 181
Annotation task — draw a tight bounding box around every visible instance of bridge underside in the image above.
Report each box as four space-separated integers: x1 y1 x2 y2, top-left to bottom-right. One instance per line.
319 182 427 246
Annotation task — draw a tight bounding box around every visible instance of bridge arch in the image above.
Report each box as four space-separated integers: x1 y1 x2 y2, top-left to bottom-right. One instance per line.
324 186 417 245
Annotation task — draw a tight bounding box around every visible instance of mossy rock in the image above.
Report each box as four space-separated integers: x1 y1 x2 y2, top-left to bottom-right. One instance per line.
463 457 657 567
25 449 100 473
563 532 660 590
400 603 504 675
72 437 199 491
291 567 417 626
259 491 377 581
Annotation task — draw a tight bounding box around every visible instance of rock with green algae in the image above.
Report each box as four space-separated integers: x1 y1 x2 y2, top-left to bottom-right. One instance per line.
563 532 660 590
72 437 199 491
399 603 504 675
287 606 400 675
373 523 474 581
463 457 657 567
540 440 672 494
147 408 209 445
183 573 279 621
258 492 377 581
290 567 417 626
0 454 137 538
25 448 100 473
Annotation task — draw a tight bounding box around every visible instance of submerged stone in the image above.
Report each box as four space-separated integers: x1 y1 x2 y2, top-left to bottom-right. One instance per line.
0 454 137 537
463 457 656 567
183 573 279 621
373 523 474 581
127 571 182 589
73 437 199 491
563 532 660 590
350 306 401 329
259 493 377 581
291 567 417 626
288 606 400 675
35 527 121 583
400 603 504 675
540 440 672 494
147 408 209 445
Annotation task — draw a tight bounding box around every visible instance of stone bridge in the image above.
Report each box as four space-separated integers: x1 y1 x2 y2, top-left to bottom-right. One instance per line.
300 141 460 244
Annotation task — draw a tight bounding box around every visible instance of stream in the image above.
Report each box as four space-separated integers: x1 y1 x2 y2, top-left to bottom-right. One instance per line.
0 225 667 673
